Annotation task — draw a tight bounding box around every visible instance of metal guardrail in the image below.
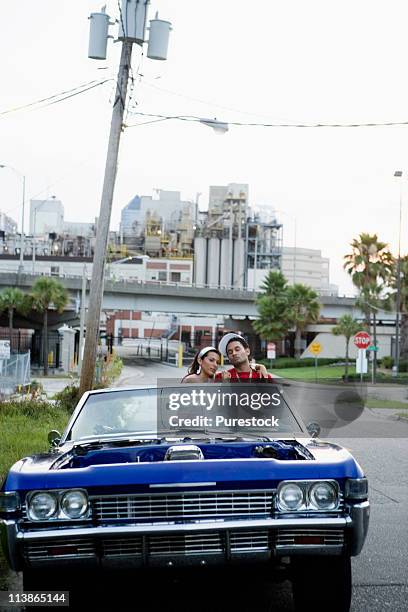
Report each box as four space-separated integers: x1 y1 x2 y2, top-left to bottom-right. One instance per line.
0 267 341 297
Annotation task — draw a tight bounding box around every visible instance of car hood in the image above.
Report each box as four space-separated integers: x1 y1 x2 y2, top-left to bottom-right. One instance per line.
3 438 364 492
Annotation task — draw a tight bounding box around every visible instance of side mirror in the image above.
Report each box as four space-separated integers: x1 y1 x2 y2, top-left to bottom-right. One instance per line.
306 422 321 438
48 430 61 447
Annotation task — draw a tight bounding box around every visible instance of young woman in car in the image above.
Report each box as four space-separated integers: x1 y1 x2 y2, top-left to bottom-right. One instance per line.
181 346 226 383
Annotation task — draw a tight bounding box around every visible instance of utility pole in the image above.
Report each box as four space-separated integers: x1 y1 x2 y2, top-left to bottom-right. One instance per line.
79 41 133 395
79 4 172 395
78 265 87 374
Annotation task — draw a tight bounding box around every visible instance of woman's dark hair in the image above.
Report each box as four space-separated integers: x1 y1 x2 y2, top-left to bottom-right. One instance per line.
183 347 221 378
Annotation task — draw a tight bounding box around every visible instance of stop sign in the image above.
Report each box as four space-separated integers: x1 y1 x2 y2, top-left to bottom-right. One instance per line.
354 331 371 349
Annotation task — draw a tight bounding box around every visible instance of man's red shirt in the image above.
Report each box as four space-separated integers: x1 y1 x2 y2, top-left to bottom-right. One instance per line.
215 368 274 381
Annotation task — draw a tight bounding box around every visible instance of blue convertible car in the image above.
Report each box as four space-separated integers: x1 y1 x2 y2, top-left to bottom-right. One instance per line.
0 383 369 611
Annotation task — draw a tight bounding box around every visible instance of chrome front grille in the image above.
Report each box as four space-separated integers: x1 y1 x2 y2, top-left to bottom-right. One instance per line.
24 538 95 561
229 530 270 552
91 490 273 523
149 533 223 556
276 529 345 547
23 528 346 564
103 538 143 557
96 531 268 558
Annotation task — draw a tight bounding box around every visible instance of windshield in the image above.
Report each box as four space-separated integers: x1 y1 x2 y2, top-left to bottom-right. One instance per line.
161 384 303 437
67 384 304 442
69 389 158 441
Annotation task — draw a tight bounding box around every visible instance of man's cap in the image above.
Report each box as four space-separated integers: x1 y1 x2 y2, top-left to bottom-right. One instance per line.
218 333 248 357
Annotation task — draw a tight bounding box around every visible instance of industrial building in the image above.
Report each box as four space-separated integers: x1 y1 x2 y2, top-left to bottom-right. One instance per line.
118 190 194 258
194 183 283 289
0 253 193 284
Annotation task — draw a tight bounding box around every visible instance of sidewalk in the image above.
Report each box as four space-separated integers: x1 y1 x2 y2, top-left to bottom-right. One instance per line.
34 376 76 397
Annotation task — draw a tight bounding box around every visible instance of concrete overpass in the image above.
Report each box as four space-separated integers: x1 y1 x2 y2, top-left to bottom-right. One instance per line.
0 270 394 321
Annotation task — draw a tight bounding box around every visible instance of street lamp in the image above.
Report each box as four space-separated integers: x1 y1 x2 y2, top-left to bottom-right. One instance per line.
0 164 26 274
393 170 403 376
198 118 229 134
32 199 49 274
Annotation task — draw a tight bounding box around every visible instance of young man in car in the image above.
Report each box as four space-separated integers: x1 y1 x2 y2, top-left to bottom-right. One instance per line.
215 333 274 381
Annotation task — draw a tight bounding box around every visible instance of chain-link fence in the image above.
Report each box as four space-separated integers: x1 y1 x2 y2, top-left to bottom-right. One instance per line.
0 351 31 397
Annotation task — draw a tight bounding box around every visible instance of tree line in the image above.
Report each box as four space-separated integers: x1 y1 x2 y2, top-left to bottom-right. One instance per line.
0 278 68 375
254 232 403 377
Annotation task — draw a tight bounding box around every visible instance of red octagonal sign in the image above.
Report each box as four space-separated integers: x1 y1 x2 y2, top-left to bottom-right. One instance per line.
354 331 371 349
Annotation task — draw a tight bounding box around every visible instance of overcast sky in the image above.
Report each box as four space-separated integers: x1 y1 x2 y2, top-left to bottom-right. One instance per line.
1 0 408 295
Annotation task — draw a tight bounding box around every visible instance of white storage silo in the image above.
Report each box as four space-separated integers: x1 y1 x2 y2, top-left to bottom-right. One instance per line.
220 238 231 288
233 238 245 288
207 237 220 287
194 237 207 286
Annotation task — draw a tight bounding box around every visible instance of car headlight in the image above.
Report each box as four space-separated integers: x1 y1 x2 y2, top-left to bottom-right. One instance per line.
60 490 88 519
277 483 304 511
27 492 58 521
309 481 338 510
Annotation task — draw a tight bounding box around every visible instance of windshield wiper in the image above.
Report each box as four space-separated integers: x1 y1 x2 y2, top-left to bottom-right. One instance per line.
158 429 271 442
71 437 162 455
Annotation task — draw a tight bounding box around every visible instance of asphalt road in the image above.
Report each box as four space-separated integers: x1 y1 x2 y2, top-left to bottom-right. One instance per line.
2 358 407 611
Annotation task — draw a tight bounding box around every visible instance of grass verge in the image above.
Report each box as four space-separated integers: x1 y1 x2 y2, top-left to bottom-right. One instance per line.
0 400 71 588
365 399 408 410
0 401 70 484
270 365 357 380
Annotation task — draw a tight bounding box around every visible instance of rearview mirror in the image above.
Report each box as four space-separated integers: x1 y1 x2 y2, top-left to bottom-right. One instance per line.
306 422 321 438
48 430 61 447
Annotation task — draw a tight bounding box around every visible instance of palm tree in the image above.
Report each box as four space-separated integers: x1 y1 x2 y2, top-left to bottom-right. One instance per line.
344 233 394 381
344 233 394 326
332 315 362 381
385 254 408 361
0 288 30 348
31 278 68 375
258 270 288 296
254 271 292 342
286 284 320 358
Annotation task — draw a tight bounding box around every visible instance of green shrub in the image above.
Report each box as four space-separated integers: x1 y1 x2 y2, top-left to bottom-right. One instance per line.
54 384 81 414
0 399 59 420
399 360 408 373
99 352 123 387
345 372 407 384
381 356 394 369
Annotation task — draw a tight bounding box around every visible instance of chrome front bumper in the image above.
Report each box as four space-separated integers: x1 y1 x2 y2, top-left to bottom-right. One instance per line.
0 502 370 571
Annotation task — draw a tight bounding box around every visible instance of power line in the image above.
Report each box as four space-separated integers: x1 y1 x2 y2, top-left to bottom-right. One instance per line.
0 79 112 118
125 110 408 129
139 79 291 122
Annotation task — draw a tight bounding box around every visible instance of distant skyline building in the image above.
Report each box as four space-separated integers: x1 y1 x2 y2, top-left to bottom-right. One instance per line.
248 246 338 295
0 210 17 235
29 197 64 235
120 195 142 241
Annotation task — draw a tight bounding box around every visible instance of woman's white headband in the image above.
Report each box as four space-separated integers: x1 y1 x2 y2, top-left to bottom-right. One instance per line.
198 346 219 359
